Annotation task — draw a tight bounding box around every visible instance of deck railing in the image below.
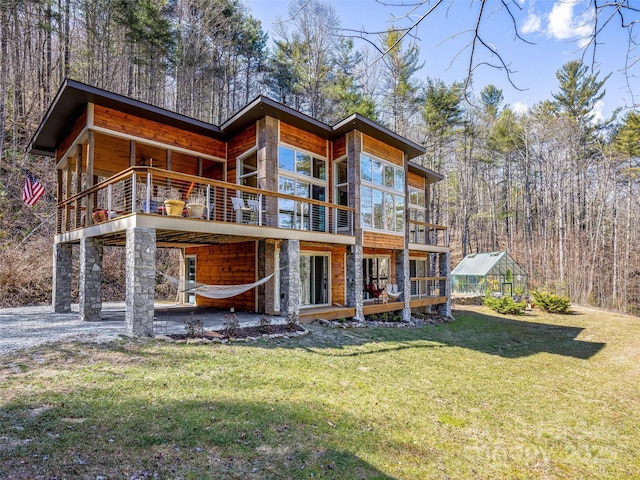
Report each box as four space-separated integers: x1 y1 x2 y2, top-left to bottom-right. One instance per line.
56 167 354 236
408 219 449 247
410 276 447 298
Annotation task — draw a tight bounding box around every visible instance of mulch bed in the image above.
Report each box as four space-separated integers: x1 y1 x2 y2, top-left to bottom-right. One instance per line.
166 323 305 341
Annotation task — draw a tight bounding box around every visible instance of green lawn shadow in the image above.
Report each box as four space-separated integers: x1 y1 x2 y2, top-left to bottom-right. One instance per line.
0 390 397 479
242 307 605 360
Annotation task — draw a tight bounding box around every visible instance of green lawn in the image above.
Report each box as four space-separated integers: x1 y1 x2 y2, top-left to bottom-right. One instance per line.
1 305 639 479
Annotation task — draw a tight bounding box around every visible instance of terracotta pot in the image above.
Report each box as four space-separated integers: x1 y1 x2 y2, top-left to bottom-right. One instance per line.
164 199 185 216
187 203 205 218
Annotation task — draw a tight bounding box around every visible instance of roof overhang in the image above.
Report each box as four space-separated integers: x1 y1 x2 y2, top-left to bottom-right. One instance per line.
28 79 224 156
29 81 431 169
408 161 444 183
332 114 425 160
221 95 333 139
224 98 427 160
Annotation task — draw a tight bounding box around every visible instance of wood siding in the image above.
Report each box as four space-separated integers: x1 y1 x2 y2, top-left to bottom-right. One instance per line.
93 105 225 158
363 231 404 249
93 132 129 174
280 122 327 157
300 242 347 305
362 134 403 166
332 136 346 159
186 241 256 311
57 108 87 161
408 171 426 190
227 123 257 184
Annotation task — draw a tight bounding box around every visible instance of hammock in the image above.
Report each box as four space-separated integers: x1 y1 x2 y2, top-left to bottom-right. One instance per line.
160 270 278 300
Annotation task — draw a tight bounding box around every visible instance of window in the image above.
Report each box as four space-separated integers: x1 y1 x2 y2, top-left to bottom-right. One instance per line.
408 187 427 243
185 256 197 304
362 256 390 300
278 146 327 231
360 154 405 233
410 258 427 296
300 254 329 306
238 151 257 188
278 146 326 180
408 187 426 221
334 159 350 232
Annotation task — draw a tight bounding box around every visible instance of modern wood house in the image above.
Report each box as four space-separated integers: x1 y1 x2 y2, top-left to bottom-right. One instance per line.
29 79 450 335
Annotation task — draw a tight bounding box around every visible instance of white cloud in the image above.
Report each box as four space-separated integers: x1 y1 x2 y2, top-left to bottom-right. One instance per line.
512 101 530 115
547 1 593 47
522 13 541 34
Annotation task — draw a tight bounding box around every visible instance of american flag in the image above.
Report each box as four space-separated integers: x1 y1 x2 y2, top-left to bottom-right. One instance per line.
23 173 45 206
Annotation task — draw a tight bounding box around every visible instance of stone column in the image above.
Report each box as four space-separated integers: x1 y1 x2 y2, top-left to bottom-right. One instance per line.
79 237 103 321
345 130 364 321
346 244 363 320
258 240 278 315
52 242 73 313
438 251 452 317
279 239 300 317
126 227 156 336
257 116 279 227
396 249 412 321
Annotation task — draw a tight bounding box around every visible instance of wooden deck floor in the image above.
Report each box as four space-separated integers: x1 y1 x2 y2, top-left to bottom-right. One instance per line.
297 296 447 323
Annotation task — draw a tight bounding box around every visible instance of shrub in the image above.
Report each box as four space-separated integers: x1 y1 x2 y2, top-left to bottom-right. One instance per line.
258 315 273 334
223 313 240 337
531 290 572 314
184 313 204 337
484 295 526 315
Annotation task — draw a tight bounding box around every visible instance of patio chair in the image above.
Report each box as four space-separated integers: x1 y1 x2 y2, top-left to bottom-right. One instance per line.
246 198 262 225
231 196 251 223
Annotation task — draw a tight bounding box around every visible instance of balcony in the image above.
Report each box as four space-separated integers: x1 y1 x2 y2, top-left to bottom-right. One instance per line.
55 167 355 245
408 219 449 250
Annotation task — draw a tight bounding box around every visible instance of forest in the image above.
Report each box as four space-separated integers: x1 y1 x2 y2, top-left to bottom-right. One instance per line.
0 0 638 315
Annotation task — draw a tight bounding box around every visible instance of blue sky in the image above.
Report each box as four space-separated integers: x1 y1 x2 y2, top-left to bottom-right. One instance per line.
246 0 638 120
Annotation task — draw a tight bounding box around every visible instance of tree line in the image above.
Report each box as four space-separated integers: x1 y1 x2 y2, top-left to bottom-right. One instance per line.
0 0 638 314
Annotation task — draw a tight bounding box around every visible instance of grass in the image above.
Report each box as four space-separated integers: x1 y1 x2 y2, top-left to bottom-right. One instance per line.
1 305 639 479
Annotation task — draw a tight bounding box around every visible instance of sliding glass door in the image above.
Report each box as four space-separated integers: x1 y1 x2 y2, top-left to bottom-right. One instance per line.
300 254 329 306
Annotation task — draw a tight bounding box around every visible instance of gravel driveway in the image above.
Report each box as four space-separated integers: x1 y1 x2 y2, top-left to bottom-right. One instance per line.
0 303 283 356
0 303 127 356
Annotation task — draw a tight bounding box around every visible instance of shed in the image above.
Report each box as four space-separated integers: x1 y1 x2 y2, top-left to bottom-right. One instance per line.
451 251 528 296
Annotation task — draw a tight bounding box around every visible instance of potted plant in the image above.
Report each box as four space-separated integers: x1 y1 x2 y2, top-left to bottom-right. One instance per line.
163 187 185 216
186 189 207 219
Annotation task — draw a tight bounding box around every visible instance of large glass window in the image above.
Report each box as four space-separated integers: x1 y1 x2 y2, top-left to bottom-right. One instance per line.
408 187 427 243
360 154 405 233
279 146 295 172
409 187 426 221
334 159 350 232
278 146 327 231
361 187 372 229
279 146 325 180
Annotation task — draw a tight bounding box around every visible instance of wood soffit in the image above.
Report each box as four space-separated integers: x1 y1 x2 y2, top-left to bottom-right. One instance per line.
29 79 426 161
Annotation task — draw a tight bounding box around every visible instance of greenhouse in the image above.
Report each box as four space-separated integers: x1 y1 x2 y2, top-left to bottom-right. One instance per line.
451 251 528 297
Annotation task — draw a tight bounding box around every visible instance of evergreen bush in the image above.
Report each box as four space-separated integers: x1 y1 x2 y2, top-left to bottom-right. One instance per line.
484 295 527 315
531 291 572 314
